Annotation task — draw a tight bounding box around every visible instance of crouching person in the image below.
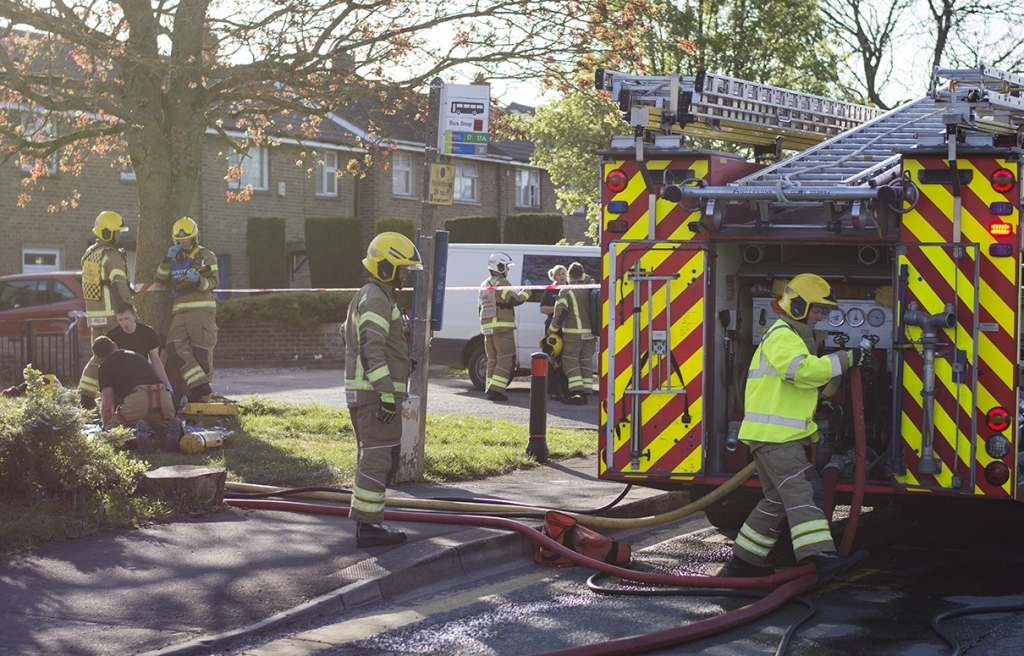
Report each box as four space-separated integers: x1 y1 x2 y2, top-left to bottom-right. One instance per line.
92 336 183 453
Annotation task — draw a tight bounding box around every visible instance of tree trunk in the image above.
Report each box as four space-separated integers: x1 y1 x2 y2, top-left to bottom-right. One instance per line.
135 465 227 505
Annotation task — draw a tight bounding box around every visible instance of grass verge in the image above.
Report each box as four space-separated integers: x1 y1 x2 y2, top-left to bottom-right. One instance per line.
2 397 595 553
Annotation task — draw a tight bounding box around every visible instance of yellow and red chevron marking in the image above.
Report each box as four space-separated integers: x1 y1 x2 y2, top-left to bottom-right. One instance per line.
896 157 1019 498
600 159 708 244
599 243 706 479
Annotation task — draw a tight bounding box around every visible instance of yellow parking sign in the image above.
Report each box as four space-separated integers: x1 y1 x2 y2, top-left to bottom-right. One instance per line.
428 164 455 205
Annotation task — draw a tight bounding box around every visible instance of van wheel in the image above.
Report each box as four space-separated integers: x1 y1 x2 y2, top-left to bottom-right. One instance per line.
468 346 487 391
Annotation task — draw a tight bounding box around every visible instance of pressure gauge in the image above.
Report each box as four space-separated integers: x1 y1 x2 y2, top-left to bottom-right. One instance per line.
847 307 865 327
827 308 846 326
867 308 886 327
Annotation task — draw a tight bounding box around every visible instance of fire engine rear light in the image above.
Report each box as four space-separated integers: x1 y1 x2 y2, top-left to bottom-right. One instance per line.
991 168 1016 193
985 434 1012 459
989 221 1013 237
605 169 628 193
607 201 629 214
990 244 1013 257
984 461 1010 486
606 219 628 234
989 202 1014 215
985 406 1011 431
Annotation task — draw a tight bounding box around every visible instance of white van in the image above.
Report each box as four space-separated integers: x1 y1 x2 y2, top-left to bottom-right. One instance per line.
430 243 600 390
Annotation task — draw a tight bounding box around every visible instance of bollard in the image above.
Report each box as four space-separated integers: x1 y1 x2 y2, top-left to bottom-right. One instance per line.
526 352 550 462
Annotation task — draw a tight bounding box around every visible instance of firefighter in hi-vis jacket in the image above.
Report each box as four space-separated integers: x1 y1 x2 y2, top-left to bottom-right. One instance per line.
344 232 423 548
548 261 596 406
478 252 529 402
155 217 219 403
721 273 869 580
79 211 133 409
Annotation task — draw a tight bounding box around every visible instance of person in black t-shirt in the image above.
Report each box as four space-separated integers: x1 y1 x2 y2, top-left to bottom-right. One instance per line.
94 336 182 452
106 303 172 392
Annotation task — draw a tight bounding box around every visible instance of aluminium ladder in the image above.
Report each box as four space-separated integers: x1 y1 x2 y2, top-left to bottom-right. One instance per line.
596 69 884 150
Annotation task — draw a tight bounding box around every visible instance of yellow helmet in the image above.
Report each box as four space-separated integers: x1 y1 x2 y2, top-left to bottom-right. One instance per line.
363 232 423 283
778 273 837 320
171 217 199 242
540 333 563 357
93 211 129 241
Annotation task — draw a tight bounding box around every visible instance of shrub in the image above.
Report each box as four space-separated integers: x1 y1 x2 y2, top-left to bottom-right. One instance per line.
245 218 289 288
305 217 365 288
503 213 565 244
376 217 416 241
0 367 147 498
217 291 355 330
445 216 500 243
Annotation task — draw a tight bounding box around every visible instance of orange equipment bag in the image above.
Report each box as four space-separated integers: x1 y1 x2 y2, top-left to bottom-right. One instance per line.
534 510 631 568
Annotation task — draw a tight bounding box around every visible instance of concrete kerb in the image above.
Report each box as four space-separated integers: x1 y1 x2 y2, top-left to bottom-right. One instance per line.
140 491 682 656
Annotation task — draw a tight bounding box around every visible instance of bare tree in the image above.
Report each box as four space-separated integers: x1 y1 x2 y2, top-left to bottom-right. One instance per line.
0 0 613 327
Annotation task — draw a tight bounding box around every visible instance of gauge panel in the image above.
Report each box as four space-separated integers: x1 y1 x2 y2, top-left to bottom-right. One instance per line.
751 298 893 348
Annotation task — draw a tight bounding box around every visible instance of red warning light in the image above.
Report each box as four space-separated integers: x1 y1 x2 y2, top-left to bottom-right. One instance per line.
991 168 1016 193
989 221 1013 237
605 169 628 193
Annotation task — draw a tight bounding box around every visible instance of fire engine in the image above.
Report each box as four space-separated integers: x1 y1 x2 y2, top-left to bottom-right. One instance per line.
595 65 1023 527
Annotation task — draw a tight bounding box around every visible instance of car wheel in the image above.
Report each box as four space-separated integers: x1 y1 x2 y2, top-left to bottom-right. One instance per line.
468 346 487 391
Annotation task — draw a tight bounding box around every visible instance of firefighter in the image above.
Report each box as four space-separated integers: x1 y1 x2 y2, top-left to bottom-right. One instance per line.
548 262 595 405
478 252 529 401
78 211 133 409
721 274 868 580
156 217 219 403
344 232 422 548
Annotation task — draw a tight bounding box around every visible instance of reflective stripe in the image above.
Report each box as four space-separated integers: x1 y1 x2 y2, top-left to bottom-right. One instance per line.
785 354 807 383
79 376 98 393
828 353 844 377
109 268 127 279
366 365 391 382
359 312 391 332
482 320 517 329
791 519 833 550
748 351 779 380
184 365 206 383
345 380 374 390
735 525 776 557
394 382 407 392
743 411 810 431
174 300 217 309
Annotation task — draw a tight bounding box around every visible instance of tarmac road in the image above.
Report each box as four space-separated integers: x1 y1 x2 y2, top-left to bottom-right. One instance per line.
216 367 597 430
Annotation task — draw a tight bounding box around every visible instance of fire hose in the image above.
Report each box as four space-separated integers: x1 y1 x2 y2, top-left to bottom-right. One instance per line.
225 368 869 654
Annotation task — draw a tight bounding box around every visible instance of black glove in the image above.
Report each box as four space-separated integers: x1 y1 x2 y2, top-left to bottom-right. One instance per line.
847 348 868 367
375 393 397 424
411 358 418 375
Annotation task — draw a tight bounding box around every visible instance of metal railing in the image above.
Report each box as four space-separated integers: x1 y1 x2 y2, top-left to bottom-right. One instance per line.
0 317 83 386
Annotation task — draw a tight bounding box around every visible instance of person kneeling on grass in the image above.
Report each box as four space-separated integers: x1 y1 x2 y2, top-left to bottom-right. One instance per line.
93 336 183 453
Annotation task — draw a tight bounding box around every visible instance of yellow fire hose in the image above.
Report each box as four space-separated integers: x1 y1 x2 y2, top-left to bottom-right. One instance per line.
224 460 756 530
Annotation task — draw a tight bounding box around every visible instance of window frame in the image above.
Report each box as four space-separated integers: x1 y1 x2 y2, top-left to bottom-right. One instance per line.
515 168 541 208
22 247 61 273
392 151 413 196
454 161 479 203
228 147 269 191
315 151 339 197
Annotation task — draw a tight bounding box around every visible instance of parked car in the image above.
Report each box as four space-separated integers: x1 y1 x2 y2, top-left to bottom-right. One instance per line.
0 271 87 337
429 243 600 390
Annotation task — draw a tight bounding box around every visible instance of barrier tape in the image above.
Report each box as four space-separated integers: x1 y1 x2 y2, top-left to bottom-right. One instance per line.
132 283 601 294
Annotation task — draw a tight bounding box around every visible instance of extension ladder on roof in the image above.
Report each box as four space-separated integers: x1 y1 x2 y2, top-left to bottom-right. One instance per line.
932 64 1024 138
596 69 883 150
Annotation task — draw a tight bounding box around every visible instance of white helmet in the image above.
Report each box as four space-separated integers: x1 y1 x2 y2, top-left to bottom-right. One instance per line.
489 252 514 275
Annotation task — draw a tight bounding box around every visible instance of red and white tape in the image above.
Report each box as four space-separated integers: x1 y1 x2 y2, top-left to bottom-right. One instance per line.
133 283 599 294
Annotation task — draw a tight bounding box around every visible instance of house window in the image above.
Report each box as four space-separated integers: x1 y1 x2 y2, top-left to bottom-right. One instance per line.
19 116 57 175
22 247 61 273
228 147 268 191
392 152 412 196
315 152 338 196
516 168 540 208
454 162 478 202
121 164 136 181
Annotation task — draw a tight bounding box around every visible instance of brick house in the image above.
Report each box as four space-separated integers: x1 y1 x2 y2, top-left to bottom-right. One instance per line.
0 101 585 289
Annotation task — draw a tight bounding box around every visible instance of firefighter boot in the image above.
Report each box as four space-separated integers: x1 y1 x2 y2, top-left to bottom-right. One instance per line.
809 549 869 583
487 390 509 402
135 421 154 454
719 554 775 578
163 418 184 452
356 522 407 548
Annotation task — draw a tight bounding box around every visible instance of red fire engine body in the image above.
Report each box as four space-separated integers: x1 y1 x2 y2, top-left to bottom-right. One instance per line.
595 66 1023 526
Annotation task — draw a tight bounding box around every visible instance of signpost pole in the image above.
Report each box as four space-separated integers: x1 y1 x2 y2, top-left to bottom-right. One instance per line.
410 78 443 479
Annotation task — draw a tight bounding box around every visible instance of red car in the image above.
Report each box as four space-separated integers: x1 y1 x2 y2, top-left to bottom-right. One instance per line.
0 271 88 337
